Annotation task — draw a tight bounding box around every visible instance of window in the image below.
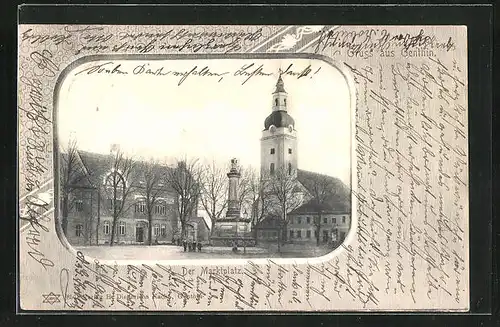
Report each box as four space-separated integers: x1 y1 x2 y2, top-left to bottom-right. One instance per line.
270 163 275 174
306 230 311 238
161 224 166 236
290 230 294 239
297 217 302 224
75 224 83 237
119 222 126 235
272 231 277 237
297 230 302 238
284 98 287 106
103 221 110 235
270 148 275 154
108 199 122 211
288 163 292 175
288 148 292 154
155 204 166 215
323 217 328 224
135 202 146 213
342 216 346 223
306 217 311 224
275 99 278 106
154 224 160 236
332 217 337 224
75 200 84 212
340 232 346 240
314 230 318 238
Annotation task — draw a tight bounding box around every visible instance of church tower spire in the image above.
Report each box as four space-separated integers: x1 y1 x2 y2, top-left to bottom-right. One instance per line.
272 73 288 112
260 75 298 179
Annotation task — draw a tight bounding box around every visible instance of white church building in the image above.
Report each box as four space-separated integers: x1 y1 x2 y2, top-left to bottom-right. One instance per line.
255 75 351 246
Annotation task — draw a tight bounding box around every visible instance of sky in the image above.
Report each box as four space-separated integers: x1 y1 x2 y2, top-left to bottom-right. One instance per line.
57 58 352 185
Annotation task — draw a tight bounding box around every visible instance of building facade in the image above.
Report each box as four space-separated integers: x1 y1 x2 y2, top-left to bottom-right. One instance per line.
287 201 350 245
254 215 283 243
62 150 205 246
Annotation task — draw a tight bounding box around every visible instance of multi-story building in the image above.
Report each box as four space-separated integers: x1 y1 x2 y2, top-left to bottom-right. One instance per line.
287 200 350 245
61 149 208 246
254 215 283 243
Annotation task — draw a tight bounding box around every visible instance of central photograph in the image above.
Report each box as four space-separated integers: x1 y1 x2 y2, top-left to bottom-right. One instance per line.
56 56 352 260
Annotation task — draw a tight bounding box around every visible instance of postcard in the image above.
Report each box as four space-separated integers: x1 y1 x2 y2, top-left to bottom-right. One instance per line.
18 24 468 311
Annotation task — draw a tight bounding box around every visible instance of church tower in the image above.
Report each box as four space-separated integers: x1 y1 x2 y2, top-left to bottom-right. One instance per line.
260 75 298 179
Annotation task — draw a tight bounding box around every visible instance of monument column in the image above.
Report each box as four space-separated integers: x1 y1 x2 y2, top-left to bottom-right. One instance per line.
226 158 241 218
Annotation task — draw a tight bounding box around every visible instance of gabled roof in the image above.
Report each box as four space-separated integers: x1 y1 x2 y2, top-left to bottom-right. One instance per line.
288 199 350 215
64 150 177 194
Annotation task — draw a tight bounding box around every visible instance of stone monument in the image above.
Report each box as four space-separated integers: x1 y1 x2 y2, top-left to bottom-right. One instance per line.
211 158 254 247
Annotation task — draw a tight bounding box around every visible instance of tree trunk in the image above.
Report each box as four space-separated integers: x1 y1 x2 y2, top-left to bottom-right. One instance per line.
209 218 216 245
110 201 117 246
88 192 93 246
61 194 69 236
282 221 288 243
96 191 100 246
277 226 281 253
253 226 258 245
316 213 322 246
181 222 186 241
110 217 117 246
148 212 153 245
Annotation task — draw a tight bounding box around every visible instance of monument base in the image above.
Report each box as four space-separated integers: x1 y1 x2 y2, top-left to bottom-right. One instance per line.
210 237 256 247
211 218 254 247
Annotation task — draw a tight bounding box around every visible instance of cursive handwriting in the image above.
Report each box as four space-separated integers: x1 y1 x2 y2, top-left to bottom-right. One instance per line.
315 28 456 55
71 61 323 87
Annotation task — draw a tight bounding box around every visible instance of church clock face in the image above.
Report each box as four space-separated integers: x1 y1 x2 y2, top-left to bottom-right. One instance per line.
269 125 276 133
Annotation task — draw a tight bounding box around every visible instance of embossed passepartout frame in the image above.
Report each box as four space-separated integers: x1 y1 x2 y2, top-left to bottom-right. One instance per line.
18 24 470 312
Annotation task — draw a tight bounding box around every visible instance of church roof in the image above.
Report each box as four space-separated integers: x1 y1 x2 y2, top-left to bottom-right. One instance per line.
264 110 295 130
254 215 285 229
273 74 286 93
264 75 293 130
296 169 351 213
288 199 349 215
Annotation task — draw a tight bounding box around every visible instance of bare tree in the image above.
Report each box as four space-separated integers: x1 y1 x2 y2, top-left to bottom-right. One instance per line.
60 139 88 237
103 149 137 246
199 160 228 239
164 158 202 241
237 166 255 215
266 167 302 252
137 159 168 245
238 167 270 243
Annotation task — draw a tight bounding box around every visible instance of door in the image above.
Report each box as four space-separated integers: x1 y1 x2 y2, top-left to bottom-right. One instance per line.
136 227 144 243
322 230 329 243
